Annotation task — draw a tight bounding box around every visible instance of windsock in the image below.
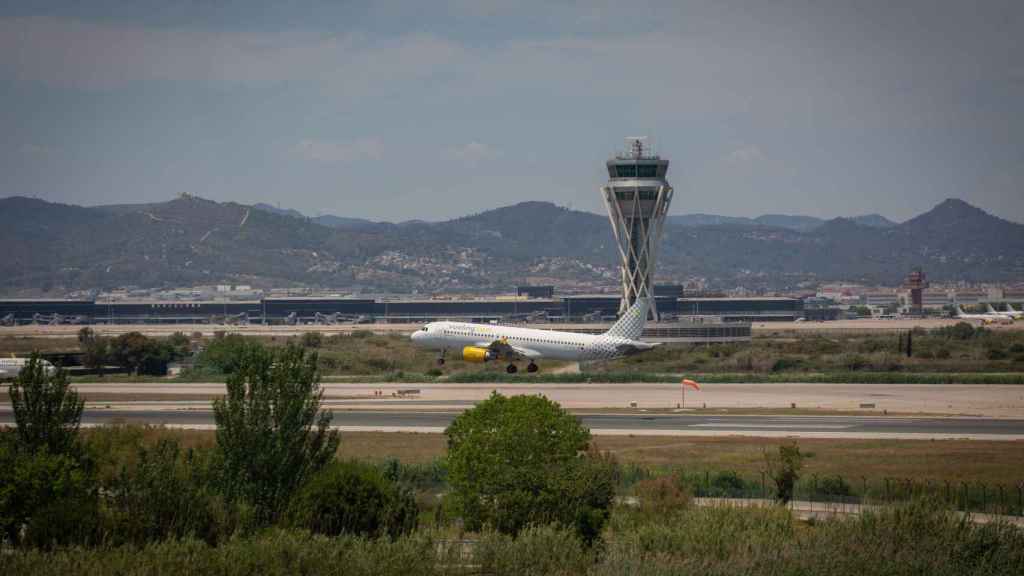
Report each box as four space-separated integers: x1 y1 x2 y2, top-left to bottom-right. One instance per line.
682 378 700 390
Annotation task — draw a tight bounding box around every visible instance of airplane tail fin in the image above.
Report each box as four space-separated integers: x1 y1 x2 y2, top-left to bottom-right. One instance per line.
986 303 998 314
604 297 649 340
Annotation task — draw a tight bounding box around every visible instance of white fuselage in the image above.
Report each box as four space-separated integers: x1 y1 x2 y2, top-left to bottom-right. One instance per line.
956 307 1012 324
410 321 650 362
987 304 1023 320
0 358 55 378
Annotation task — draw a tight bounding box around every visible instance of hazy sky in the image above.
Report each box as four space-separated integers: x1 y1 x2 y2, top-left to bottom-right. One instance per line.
2 1 1022 222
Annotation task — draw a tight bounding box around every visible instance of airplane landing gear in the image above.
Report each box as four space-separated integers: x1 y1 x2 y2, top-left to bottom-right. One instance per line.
527 362 538 373
437 350 446 366
506 364 518 374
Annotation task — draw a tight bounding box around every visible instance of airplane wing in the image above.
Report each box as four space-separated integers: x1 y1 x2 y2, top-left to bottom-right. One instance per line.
615 341 659 356
476 339 542 360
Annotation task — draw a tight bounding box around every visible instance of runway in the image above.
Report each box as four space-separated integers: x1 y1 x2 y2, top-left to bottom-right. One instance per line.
2 407 1022 440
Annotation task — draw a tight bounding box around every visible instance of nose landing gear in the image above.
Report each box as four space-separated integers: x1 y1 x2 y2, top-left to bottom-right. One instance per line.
436 350 446 366
527 362 539 373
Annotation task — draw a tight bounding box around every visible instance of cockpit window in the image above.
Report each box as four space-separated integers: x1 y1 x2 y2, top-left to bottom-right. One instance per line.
420 326 428 331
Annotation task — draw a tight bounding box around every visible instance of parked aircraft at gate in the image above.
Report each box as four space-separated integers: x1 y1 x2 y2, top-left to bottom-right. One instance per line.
986 303 1024 320
410 297 656 373
956 306 1012 324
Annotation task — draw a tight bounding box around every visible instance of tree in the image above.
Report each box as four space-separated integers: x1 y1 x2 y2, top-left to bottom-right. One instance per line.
764 443 803 504
109 332 173 375
8 354 83 457
301 332 324 349
77 326 95 347
446 392 615 542
2 355 97 548
213 343 340 523
196 333 256 374
0 445 99 548
78 327 109 371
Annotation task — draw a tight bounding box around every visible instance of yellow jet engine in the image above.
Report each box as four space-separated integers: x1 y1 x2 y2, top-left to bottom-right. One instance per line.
462 346 497 363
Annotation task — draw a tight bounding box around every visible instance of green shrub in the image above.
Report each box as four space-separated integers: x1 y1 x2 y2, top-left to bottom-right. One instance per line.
301 332 323 349
287 460 417 539
933 322 982 340
379 458 448 490
474 525 592 576
0 444 99 548
986 348 1008 360
814 475 853 497
841 354 869 371
708 470 750 497
770 358 803 372
0 530 440 576
103 439 245 545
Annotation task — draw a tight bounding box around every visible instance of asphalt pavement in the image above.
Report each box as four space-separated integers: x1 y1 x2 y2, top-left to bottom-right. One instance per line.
2 408 1022 439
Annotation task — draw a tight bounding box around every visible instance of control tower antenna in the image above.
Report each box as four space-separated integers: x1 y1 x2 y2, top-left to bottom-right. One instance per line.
601 137 673 321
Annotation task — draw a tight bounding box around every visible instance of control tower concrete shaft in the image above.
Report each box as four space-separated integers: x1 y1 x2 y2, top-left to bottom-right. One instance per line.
601 138 673 321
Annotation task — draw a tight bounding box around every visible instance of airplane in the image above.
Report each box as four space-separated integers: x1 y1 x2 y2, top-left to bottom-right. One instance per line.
0 313 14 327
283 312 299 325
955 306 1012 325
410 297 657 373
314 312 341 325
986 303 1023 320
224 312 249 326
0 356 56 379
32 313 63 325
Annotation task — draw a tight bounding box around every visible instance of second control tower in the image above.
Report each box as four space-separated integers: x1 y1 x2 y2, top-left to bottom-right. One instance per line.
601 138 673 321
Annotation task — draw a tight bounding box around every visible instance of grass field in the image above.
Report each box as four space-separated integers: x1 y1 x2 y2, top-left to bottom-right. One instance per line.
81 427 1024 486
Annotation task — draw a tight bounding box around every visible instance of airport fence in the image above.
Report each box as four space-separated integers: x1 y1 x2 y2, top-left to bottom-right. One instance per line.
619 465 1024 518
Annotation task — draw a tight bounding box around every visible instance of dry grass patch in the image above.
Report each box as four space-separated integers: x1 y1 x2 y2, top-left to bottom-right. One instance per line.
593 436 1024 485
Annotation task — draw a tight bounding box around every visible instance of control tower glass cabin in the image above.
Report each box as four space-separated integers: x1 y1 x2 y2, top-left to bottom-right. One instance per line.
600 138 673 321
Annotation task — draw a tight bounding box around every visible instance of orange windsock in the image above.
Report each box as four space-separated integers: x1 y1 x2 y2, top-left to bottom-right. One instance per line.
682 378 700 390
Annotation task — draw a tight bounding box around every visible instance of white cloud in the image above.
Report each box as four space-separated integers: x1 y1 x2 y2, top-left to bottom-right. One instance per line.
294 138 383 164
724 145 766 165
441 141 501 163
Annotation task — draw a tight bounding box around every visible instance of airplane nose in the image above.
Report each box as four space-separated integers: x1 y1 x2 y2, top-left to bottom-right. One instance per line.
411 331 424 344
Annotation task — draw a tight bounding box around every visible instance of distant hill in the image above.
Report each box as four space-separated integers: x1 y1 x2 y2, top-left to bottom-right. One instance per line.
311 214 380 230
850 213 897 228
252 202 305 219
0 196 1020 294
251 203 379 230
670 212 896 231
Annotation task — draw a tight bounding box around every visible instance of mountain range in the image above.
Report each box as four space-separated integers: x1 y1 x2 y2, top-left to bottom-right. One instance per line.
1 195 1021 295
252 202 897 233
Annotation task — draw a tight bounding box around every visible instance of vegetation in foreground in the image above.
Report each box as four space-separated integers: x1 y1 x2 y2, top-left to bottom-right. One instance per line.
2 501 1021 575
2 347 1022 574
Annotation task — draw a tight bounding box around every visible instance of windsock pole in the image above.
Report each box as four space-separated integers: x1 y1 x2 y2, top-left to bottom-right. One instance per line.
681 378 700 408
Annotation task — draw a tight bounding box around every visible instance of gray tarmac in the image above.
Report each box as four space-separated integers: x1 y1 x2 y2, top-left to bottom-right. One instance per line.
2 407 1022 439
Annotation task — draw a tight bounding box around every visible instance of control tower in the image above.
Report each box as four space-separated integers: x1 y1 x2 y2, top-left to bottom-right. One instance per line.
601 137 673 321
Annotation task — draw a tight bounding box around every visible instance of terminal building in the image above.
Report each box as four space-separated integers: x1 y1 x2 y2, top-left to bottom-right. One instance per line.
1 295 800 324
